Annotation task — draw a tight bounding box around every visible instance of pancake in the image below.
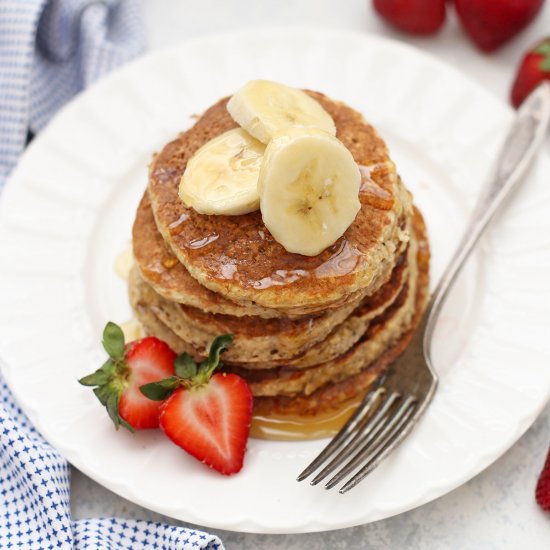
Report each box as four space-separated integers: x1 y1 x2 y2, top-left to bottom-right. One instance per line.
131 265 417 397
128 264 361 362
147 92 412 313
230 262 417 397
130 287 203 360
252 207 430 416
133 194 289 319
129 236 411 367
223 235 412 370
129 206 429 417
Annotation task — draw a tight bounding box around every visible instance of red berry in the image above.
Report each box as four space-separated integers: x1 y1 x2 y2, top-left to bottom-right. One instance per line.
454 0 544 52
139 334 252 475
159 373 253 475
79 323 176 431
119 337 177 429
373 0 446 35
511 38 550 108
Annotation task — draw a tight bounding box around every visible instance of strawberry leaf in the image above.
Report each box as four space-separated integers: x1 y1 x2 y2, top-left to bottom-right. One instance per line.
535 42 550 56
197 359 209 378
90 382 134 432
93 385 111 407
78 359 115 387
203 334 234 378
119 417 135 432
174 353 197 379
141 334 235 395
79 370 109 387
535 42 550 72
140 376 180 401
106 391 121 430
102 322 125 360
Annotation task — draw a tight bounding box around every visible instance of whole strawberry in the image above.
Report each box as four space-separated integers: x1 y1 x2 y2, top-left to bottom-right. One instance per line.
454 0 544 52
536 442 550 512
511 39 550 107
373 0 446 35
141 334 253 475
79 322 176 431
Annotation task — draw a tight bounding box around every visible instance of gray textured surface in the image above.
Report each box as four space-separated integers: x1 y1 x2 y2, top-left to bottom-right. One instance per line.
71 1 550 547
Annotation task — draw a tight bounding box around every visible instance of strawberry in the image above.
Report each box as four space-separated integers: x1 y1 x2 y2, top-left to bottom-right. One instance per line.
511 38 550 108
536 442 550 512
79 322 176 431
141 335 253 475
454 0 544 52
373 0 446 35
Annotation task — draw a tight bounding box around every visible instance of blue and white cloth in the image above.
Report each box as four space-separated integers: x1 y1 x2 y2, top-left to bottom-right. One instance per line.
0 0 142 188
0 377 224 549
0 1 225 547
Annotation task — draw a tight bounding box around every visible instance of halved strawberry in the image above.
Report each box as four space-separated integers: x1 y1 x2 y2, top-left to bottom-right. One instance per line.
79 322 176 431
141 335 253 475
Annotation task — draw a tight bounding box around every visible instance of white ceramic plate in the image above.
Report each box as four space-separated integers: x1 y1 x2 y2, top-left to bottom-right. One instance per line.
1 29 549 534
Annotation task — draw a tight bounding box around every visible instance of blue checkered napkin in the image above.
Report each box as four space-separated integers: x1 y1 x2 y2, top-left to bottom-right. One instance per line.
0 377 225 549
0 0 143 189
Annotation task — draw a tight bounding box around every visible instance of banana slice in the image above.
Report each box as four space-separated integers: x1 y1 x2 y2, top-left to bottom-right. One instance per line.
179 128 265 215
227 80 336 144
259 128 361 256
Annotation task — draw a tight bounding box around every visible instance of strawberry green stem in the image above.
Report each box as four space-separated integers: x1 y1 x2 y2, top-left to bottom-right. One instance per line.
140 334 234 400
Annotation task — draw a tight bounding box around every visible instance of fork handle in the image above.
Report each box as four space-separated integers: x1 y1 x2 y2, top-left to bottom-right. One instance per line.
423 83 550 354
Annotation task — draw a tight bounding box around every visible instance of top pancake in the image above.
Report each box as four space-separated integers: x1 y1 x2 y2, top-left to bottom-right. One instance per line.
148 91 411 311
133 194 289 318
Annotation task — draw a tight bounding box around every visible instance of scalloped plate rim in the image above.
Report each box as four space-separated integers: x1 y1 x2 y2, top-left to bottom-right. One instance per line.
0 28 549 534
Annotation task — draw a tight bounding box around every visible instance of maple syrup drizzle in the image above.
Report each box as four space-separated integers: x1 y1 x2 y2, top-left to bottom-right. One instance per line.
164 164 395 289
250 395 362 441
358 165 394 210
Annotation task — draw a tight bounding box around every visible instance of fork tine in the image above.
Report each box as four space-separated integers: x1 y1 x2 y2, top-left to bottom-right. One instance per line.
338 399 418 493
324 395 417 490
309 391 401 485
296 387 384 482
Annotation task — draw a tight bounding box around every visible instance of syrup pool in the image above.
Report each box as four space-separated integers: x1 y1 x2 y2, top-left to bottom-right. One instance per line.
250 395 363 441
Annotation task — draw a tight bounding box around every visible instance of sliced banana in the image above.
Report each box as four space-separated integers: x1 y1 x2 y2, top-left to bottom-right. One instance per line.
227 80 336 144
179 128 265 215
259 128 361 256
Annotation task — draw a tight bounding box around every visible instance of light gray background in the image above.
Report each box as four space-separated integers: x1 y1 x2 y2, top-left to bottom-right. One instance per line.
71 1 550 548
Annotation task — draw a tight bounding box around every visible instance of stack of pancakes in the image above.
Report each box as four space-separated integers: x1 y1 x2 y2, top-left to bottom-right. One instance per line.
129 92 430 417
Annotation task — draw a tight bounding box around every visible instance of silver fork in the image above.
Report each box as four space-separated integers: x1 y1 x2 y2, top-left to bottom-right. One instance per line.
297 82 550 494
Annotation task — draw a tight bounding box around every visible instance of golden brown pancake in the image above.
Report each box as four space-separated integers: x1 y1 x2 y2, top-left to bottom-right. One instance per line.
128 264 359 362
229 263 417 397
252 207 430 416
129 85 431 421
129 206 429 417
130 289 202 360
147 92 412 313
128 237 411 367
130 209 428 416
133 194 290 318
